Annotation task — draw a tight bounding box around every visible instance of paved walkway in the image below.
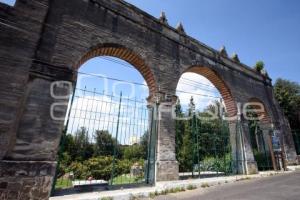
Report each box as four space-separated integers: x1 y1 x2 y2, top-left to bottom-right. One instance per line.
157 171 300 200
50 167 299 200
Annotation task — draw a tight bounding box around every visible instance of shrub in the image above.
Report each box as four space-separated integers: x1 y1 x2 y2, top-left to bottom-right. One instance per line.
201 183 210 188
149 192 156 199
187 185 197 190
254 61 264 72
115 159 132 176
86 156 114 180
198 154 231 173
68 162 90 179
68 156 134 181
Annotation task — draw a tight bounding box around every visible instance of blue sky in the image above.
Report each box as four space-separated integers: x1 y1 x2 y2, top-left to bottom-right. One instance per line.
2 0 299 83
125 0 300 83
77 0 300 112
2 0 299 111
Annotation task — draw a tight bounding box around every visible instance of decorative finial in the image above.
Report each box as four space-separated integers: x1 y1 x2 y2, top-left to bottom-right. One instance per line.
176 22 185 34
231 53 240 62
159 12 168 24
220 46 228 57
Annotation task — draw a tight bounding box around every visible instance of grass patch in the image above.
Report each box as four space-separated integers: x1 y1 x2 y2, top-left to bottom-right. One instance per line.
112 174 144 185
55 178 73 189
201 183 210 188
149 192 156 199
130 195 145 200
149 187 186 199
187 184 197 190
101 197 113 200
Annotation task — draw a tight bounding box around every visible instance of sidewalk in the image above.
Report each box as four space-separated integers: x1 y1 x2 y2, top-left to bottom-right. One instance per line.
50 167 299 200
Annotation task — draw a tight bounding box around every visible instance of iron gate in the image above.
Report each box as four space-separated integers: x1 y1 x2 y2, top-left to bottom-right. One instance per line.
53 86 156 193
248 121 274 171
176 110 233 179
292 129 300 155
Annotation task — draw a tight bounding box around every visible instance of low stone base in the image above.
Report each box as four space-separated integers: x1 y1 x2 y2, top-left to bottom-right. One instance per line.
246 160 259 175
286 155 300 166
285 149 299 165
156 161 179 182
235 160 258 175
0 160 56 200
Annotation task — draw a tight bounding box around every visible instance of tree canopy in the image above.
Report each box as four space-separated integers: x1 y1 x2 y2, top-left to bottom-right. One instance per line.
274 78 300 129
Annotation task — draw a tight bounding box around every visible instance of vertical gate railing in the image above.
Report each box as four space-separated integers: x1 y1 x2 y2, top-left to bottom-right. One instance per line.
176 110 233 179
52 86 155 193
248 121 273 171
292 130 300 155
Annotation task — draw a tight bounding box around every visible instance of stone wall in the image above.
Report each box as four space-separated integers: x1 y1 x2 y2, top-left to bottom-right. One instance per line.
0 161 56 200
0 0 297 199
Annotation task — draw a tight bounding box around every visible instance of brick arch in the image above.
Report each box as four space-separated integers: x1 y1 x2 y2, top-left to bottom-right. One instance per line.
182 66 237 118
74 44 157 96
247 97 272 124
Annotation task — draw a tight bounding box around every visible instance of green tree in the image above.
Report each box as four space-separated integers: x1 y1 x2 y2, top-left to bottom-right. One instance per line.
177 97 195 172
123 145 145 161
175 100 186 162
178 121 193 172
72 127 94 161
188 96 196 116
63 134 77 160
94 130 118 156
274 78 300 129
122 131 149 161
139 131 149 159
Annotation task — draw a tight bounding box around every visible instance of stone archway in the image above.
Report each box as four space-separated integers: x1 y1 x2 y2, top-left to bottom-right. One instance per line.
44 44 158 189
185 66 237 118
75 44 157 96
174 66 259 176
244 97 276 170
0 0 298 199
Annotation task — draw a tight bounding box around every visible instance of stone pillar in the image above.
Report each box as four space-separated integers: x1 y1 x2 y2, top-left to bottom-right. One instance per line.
0 64 73 199
229 118 258 175
154 94 179 182
278 119 298 165
273 98 298 164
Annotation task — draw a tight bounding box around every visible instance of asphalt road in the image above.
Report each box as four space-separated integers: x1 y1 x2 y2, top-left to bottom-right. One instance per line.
156 171 300 200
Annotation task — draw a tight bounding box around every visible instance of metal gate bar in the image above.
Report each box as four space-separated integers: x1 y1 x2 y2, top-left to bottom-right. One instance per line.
176 109 232 179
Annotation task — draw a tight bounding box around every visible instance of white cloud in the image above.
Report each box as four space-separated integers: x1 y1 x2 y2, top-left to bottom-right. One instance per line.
176 73 221 112
66 94 149 145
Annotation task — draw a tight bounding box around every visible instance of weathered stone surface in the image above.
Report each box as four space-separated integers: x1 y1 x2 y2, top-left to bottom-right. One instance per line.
0 0 298 199
156 161 179 182
0 161 56 200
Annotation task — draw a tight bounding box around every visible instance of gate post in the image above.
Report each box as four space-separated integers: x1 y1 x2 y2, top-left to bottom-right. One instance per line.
152 93 179 182
229 117 258 175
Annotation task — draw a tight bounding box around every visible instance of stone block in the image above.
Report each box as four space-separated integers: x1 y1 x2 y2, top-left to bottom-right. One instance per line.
156 161 179 182
0 161 56 200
